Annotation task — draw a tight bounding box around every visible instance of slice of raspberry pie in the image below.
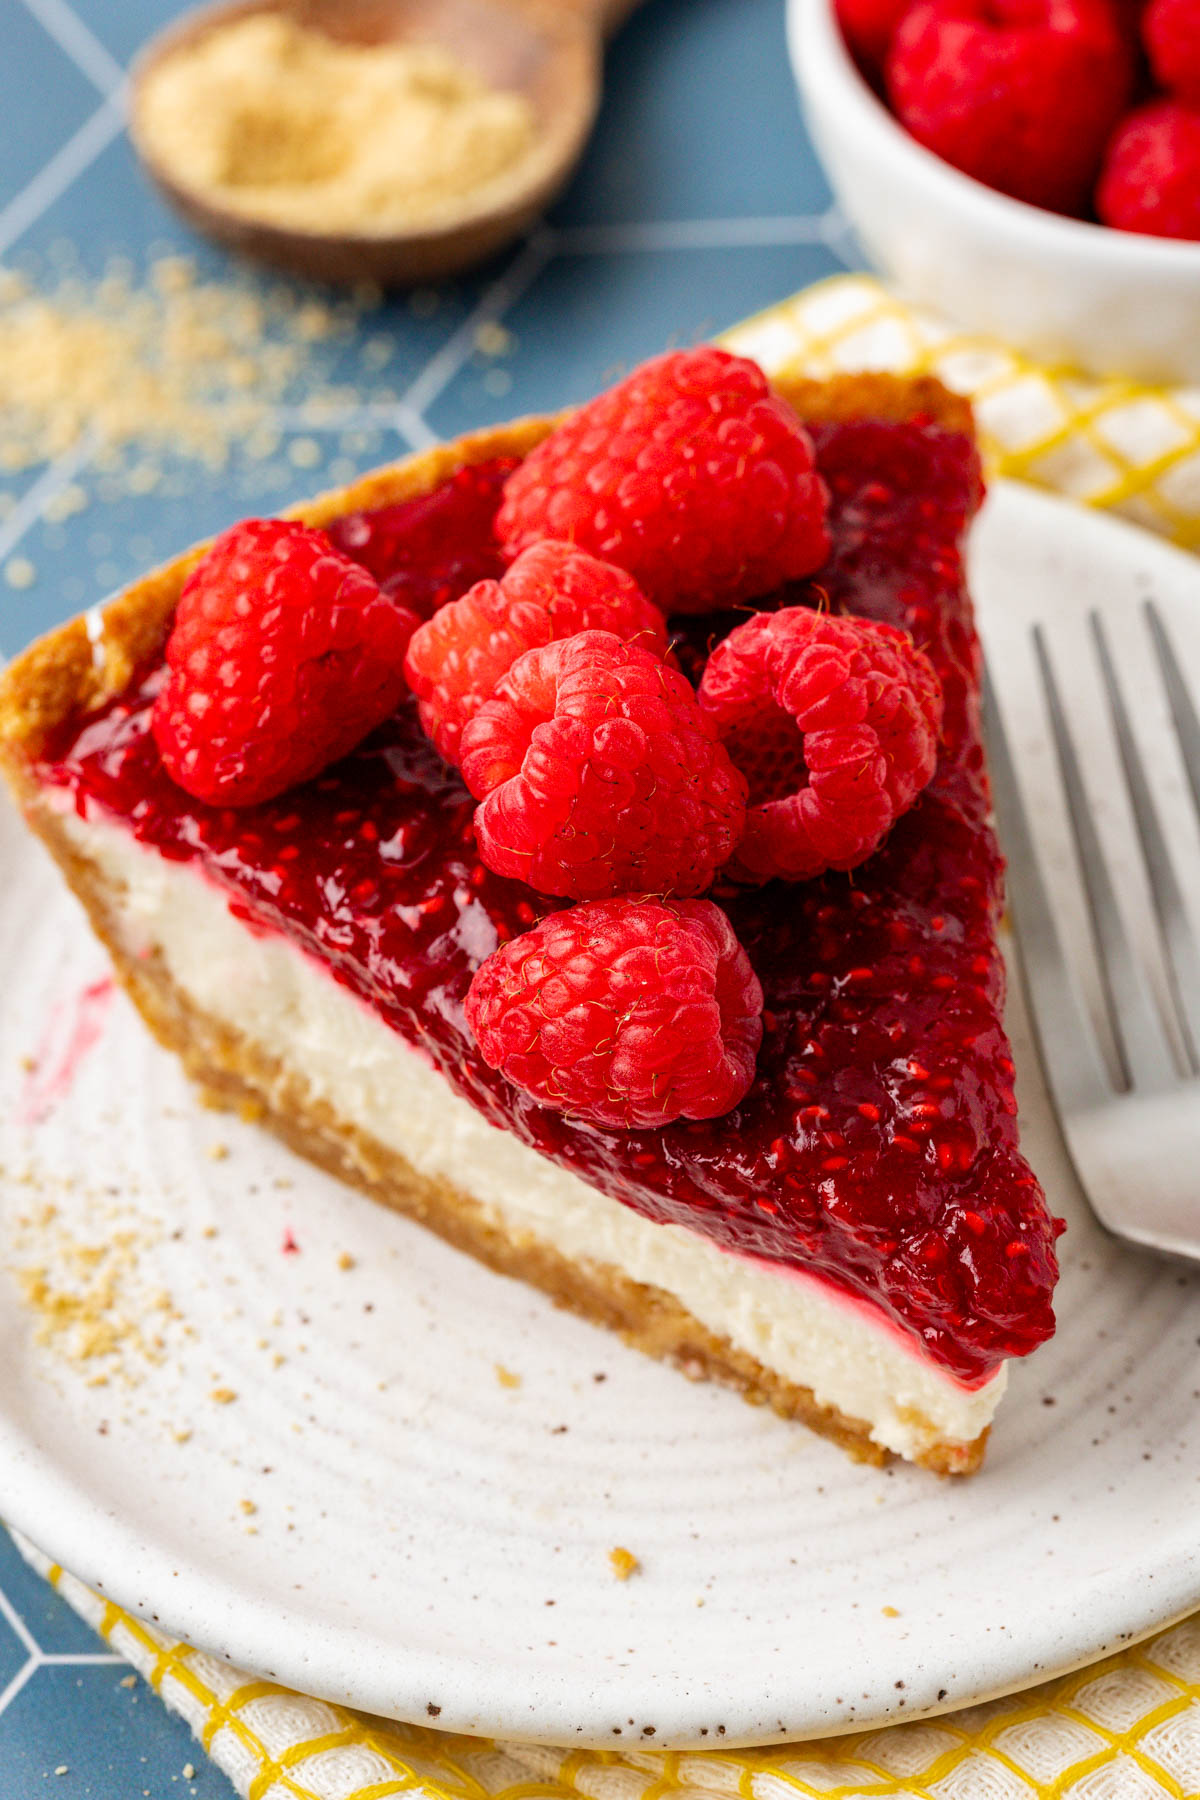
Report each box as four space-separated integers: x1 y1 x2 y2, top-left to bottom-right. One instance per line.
0 363 1062 1474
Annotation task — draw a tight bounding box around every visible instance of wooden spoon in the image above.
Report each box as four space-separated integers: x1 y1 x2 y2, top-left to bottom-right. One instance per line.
129 0 643 287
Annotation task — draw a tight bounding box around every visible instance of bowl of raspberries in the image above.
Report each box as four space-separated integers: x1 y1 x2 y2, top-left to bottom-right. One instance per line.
789 0 1200 383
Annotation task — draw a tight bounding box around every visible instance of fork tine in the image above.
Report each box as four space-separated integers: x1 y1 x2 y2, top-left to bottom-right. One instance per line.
1091 612 1200 1073
982 664 1111 1115
1033 626 1179 1094
1145 600 1200 826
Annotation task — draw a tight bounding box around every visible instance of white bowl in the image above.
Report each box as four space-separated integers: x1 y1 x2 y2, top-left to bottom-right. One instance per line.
788 0 1200 385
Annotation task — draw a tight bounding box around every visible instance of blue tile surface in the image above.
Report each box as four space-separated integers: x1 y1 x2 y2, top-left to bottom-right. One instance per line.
2 1657 221 1800
0 1528 233 1798
0 0 855 1787
0 6 101 214
551 0 832 224
0 1601 27 1705
427 239 843 440
0 1532 101 1659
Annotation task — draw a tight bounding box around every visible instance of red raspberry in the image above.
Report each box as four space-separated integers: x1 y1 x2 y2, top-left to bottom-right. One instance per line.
152 519 416 807
404 540 668 768
1097 99 1200 239
495 348 830 615
697 606 943 883
837 0 914 70
1145 0 1200 101
459 630 747 901
465 896 764 1129
887 0 1133 214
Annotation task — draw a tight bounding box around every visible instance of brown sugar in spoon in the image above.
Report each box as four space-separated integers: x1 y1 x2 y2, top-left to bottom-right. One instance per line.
129 0 643 287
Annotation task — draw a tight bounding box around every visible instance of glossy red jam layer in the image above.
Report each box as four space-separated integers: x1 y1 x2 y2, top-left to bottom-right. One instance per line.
325 459 515 618
43 430 1061 1382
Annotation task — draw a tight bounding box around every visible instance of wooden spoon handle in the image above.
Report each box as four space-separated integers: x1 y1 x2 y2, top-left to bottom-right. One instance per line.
558 0 647 37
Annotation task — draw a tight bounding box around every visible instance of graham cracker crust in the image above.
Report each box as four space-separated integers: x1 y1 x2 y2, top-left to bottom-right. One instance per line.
0 371 987 1477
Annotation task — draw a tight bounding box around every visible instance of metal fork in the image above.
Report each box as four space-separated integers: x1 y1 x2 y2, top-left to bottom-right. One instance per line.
985 601 1200 1262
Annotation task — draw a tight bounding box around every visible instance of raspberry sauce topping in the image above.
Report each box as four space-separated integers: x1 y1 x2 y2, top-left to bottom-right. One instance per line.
42 433 1061 1382
327 457 515 619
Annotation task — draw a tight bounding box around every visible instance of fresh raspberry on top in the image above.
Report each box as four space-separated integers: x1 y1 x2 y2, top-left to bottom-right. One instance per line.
495 348 830 615
1098 99 1200 239
465 896 764 1129
152 519 416 807
837 0 915 70
698 606 943 883
887 0 1133 213
1145 0 1200 101
404 540 668 768
459 629 747 900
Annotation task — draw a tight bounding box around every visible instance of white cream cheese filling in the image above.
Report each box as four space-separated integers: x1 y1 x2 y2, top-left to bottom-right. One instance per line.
55 802 1007 1460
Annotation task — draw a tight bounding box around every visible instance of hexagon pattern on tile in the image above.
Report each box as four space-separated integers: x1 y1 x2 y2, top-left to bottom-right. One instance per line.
0 1599 28 1705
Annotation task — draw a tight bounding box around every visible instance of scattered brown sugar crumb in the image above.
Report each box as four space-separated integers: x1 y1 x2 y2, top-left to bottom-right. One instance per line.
609 1547 640 1581
4 557 37 589
10 1194 180 1383
239 1499 257 1515
337 1251 356 1271
881 1605 901 1618
475 321 515 358
206 1142 229 1162
0 255 375 480
494 1364 522 1389
210 1386 238 1405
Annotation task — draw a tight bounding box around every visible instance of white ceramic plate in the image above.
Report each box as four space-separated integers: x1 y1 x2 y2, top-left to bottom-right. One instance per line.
1 482 1199 1751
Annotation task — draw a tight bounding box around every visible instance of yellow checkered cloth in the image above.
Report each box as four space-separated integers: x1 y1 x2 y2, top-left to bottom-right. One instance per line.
721 275 1200 551
17 279 1200 1799
13 1534 1200 1800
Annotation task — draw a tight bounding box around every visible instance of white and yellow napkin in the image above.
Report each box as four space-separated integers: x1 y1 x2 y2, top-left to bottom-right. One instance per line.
14 1532 1200 1800
723 274 1200 549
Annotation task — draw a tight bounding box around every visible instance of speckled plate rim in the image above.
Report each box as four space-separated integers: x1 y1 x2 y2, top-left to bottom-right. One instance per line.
1 480 1199 1749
